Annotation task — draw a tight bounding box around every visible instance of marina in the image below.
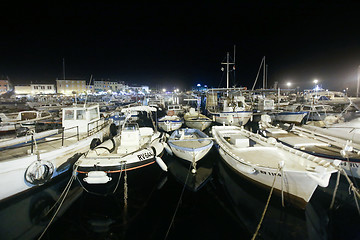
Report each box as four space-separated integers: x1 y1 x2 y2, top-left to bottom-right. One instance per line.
2 2 360 239
0 87 360 239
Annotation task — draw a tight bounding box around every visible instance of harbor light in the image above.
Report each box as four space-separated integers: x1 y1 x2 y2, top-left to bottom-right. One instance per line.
313 79 318 84
286 82 292 88
197 84 201 87
162 88 166 92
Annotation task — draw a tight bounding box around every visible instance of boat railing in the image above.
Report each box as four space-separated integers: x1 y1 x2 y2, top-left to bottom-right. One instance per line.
87 118 111 136
25 118 111 154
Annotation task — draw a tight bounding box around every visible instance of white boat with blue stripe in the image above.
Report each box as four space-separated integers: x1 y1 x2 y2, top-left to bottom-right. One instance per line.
167 128 213 173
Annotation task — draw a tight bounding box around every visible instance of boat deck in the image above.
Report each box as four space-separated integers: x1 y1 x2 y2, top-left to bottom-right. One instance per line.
0 133 85 162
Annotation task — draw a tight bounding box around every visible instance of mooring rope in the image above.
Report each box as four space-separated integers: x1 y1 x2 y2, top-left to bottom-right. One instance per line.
164 163 192 240
37 164 78 240
251 164 282 240
330 164 360 215
330 169 341 210
112 162 125 194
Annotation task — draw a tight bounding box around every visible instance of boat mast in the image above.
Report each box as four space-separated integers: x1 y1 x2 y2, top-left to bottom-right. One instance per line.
263 56 266 89
357 65 360 98
221 52 235 89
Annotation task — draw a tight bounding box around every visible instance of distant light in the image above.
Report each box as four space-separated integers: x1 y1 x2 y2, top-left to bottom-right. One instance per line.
197 84 201 87
286 82 292 87
313 79 319 84
204 85 207 88
162 88 166 92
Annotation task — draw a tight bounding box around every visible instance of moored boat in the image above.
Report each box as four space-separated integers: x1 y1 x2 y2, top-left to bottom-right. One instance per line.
0 104 111 202
75 121 168 196
212 125 339 208
167 128 213 173
184 108 212 131
158 115 183 132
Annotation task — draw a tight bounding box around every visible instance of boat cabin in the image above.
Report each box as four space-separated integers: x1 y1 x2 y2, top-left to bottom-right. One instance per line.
62 104 100 134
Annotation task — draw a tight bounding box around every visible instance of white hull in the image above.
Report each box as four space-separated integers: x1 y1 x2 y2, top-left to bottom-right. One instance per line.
213 111 252 126
273 112 307 123
184 119 212 131
158 116 183 132
212 126 337 207
168 128 213 162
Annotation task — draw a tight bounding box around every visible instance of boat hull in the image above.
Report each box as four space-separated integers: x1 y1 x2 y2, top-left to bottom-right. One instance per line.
212 126 336 208
213 111 252 126
272 111 307 123
158 120 182 132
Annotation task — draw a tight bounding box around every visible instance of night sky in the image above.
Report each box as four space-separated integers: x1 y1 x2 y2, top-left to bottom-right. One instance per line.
1 1 360 93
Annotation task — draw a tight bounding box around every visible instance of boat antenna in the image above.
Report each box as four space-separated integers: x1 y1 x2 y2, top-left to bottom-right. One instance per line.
62 58 66 80
84 74 93 107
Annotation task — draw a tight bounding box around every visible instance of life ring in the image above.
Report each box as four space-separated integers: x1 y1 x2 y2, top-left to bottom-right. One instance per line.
25 160 54 185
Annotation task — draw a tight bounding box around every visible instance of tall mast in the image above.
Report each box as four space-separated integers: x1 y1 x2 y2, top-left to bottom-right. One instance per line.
62 58 66 80
221 52 235 89
357 65 360 98
263 56 266 89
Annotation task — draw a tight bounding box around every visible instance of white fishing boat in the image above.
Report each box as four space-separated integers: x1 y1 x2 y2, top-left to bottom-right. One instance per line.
259 114 360 180
167 128 213 173
75 115 168 195
212 125 338 208
157 115 183 132
206 53 252 127
272 110 308 124
0 110 52 133
184 108 212 131
0 104 112 202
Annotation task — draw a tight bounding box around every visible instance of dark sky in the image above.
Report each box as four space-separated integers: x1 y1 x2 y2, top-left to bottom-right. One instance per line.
1 1 360 92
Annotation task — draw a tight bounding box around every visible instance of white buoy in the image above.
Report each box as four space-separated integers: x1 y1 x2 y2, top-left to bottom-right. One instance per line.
155 157 168 172
163 142 173 156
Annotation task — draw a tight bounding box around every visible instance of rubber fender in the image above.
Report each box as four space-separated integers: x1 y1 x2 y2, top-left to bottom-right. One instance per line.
109 123 118 137
90 138 102 150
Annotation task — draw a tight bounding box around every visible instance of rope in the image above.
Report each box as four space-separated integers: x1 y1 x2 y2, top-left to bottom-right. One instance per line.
251 164 282 240
112 162 125 194
124 163 128 211
331 165 360 215
330 170 341 210
37 164 78 240
164 163 192 240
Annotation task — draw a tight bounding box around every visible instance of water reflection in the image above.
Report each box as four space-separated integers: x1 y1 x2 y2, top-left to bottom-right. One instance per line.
0 174 82 240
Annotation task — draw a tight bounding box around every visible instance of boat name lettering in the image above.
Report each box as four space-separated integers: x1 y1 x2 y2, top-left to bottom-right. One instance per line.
259 170 282 177
340 162 359 168
137 151 154 161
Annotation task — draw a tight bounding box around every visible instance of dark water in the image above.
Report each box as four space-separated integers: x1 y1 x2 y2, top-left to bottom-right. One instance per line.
1 117 360 240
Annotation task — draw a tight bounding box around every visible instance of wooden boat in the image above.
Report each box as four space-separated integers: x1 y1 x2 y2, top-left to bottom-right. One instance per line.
212 125 338 208
75 122 168 196
0 104 112 202
167 128 213 173
0 110 52 133
184 108 212 131
157 115 183 132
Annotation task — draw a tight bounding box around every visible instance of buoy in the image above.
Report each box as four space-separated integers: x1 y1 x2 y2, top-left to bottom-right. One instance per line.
164 142 173 156
156 157 168 172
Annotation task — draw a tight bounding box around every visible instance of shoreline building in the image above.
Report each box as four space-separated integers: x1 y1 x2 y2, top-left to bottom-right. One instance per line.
56 79 87 95
0 78 10 94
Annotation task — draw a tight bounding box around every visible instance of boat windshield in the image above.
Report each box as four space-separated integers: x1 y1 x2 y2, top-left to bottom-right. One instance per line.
123 123 139 131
